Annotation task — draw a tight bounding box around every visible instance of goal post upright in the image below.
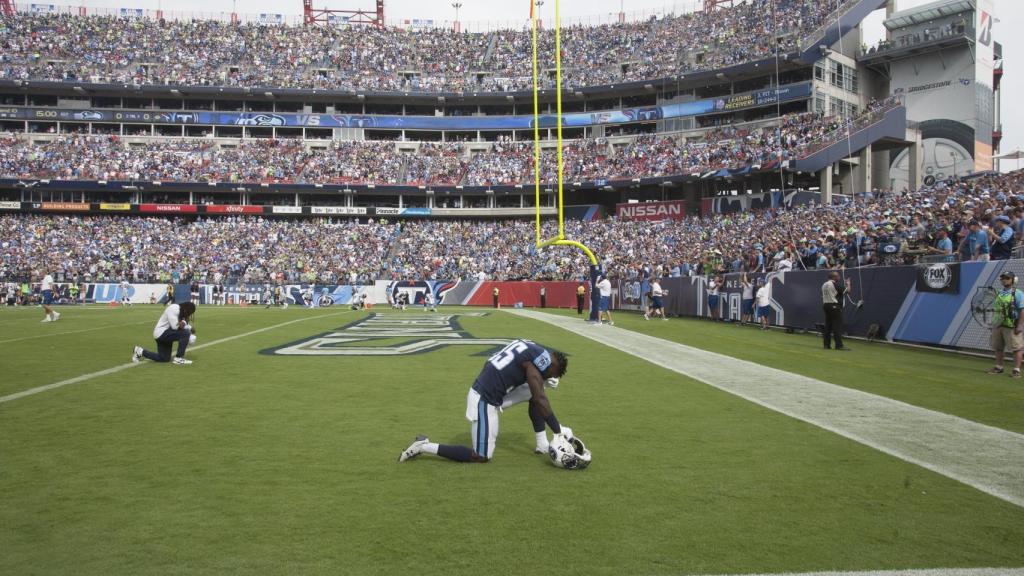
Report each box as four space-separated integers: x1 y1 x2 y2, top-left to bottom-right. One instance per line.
530 0 599 269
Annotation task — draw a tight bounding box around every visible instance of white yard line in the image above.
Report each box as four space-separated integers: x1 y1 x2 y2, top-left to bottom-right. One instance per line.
0 310 350 405
509 309 1024 508
686 569 1024 576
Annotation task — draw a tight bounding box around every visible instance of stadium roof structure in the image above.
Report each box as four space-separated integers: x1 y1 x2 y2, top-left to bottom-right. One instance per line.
884 0 973 30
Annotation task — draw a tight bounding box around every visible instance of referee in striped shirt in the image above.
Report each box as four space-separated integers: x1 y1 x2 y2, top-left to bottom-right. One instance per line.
822 271 851 351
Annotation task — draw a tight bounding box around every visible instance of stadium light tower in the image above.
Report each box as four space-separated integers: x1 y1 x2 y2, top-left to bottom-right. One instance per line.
0 0 14 17
303 0 385 28
451 2 462 33
703 0 737 12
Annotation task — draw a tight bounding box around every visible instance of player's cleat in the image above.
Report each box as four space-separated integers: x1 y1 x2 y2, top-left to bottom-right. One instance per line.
534 444 549 454
40 317 52 323
399 435 430 462
172 357 193 365
643 313 649 320
52 312 60 321
131 346 143 363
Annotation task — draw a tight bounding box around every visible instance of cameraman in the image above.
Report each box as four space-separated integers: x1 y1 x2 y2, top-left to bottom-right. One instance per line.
132 302 196 365
988 271 1024 378
821 271 851 351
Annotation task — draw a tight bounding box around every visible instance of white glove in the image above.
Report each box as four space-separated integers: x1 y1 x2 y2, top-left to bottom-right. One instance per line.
544 377 560 389
558 426 573 440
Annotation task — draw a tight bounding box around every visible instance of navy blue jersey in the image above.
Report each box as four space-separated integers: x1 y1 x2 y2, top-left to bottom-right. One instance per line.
472 340 552 406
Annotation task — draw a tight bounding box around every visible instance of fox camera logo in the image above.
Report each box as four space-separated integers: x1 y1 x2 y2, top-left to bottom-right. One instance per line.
924 264 953 290
262 312 511 356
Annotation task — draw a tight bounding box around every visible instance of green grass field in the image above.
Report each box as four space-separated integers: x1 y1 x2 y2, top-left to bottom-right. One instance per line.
2 304 1023 575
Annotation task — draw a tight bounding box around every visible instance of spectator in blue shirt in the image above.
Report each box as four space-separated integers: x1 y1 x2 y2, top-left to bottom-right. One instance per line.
1012 208 1024 240
961 220 991 261
840 235 859 267
730 255 743 272
989 216 1015 260
927 229 954 260
805 241 819 260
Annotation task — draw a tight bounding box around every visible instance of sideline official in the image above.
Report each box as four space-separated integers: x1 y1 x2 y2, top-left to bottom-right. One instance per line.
821 272 850 351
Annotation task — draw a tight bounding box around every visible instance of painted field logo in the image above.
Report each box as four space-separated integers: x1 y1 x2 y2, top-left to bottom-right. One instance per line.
261 312 511 356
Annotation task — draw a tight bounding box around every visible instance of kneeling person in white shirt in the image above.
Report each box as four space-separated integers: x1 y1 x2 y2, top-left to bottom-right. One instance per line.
132 302 196 365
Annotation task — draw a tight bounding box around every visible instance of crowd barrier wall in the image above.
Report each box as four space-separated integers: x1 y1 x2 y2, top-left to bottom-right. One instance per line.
613 260 1024 351
80 279 587 310
79 259 1022 351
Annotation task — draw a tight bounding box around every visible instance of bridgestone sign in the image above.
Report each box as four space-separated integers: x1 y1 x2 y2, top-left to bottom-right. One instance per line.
615 200 685 221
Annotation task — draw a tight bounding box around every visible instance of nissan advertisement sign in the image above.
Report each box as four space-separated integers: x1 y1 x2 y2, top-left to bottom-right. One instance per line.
615 200 686 221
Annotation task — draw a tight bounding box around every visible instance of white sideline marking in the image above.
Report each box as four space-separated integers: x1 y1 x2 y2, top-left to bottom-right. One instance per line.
509 309 1024 508
690 569 1024 576
0 311 351 405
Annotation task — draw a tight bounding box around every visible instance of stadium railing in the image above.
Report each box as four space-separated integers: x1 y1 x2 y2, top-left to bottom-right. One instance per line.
798 0 861 56
795 96 904 159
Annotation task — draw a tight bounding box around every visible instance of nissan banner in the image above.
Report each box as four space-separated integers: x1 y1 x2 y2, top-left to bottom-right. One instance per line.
616 200 686 222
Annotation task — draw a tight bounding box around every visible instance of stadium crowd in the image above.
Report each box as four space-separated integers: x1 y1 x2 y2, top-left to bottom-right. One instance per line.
2 170 1022 285
1 0 847 92
0 215 394 286
0 103 894 184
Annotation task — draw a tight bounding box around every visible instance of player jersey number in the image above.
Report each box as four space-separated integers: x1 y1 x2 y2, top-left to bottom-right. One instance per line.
488 341 529 371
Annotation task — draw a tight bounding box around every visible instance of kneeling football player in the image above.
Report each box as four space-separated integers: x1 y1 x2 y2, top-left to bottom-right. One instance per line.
399 339 571 463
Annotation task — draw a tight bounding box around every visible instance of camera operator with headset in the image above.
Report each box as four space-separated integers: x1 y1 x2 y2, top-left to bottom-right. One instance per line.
821 271 851 351
988 270 1024 379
